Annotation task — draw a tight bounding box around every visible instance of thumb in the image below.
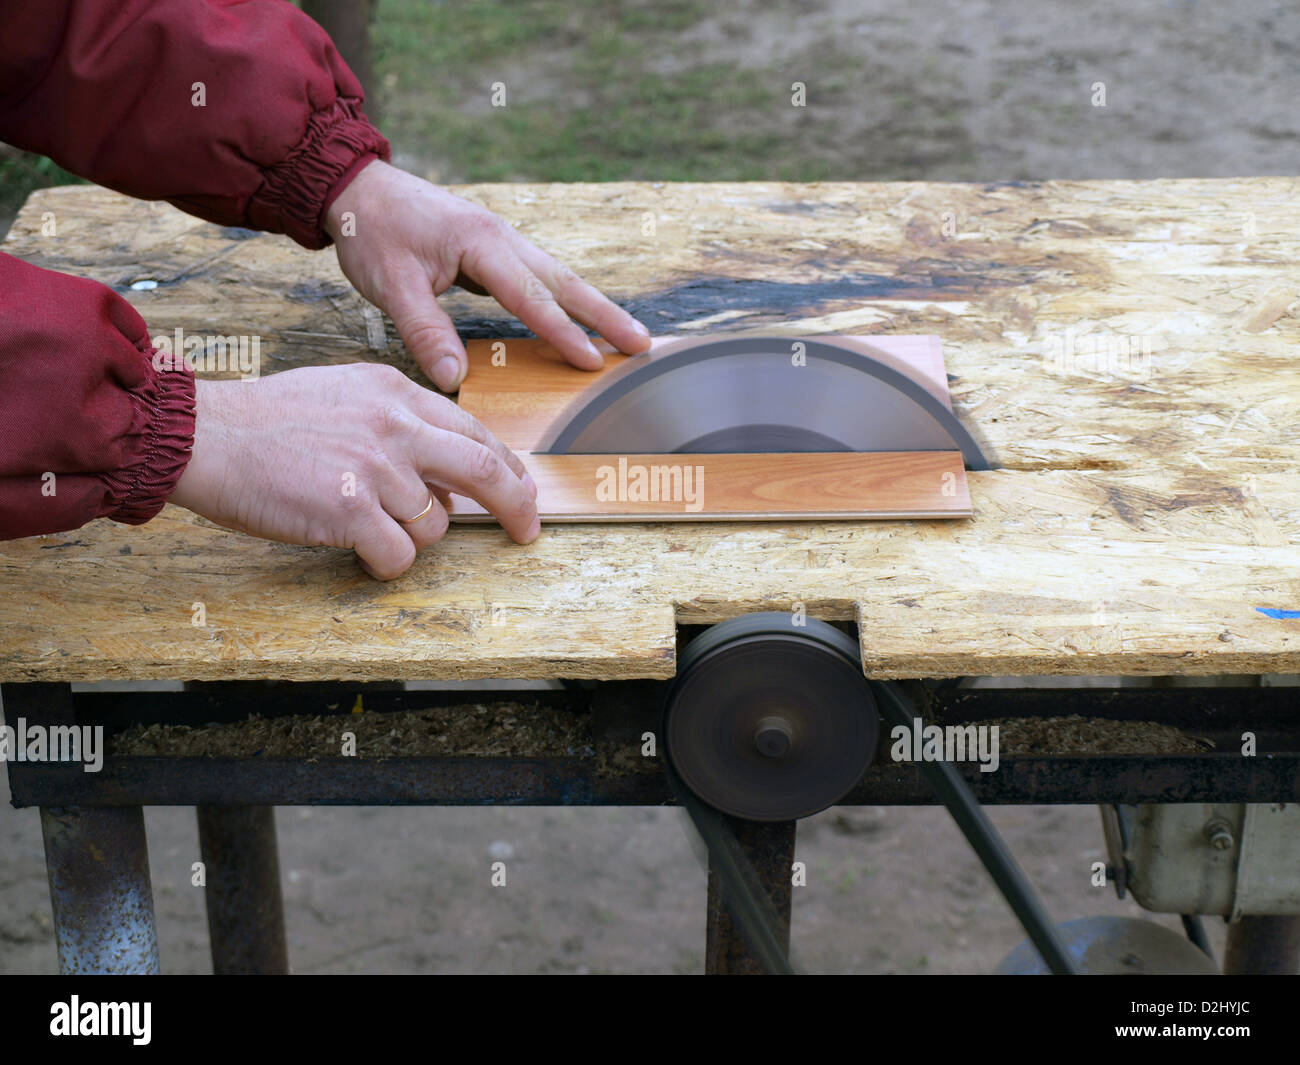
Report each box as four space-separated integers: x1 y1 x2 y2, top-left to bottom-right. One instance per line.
384 271 467 392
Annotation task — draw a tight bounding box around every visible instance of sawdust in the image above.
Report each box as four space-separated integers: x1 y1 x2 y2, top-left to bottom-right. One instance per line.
982 715 1212 756
111 704 1208 760
110 700 594 759
594 738 661 779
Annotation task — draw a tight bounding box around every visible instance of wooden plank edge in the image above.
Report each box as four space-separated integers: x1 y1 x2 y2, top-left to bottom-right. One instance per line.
447 450 971 522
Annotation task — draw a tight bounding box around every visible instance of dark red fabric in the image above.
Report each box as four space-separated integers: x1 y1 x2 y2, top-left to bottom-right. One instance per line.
0 0 392 249
0 0 392 538
0 252 196 535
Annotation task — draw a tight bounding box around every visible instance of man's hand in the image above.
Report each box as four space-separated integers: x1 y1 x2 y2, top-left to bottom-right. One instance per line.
167 364 540 580
325 160 652 391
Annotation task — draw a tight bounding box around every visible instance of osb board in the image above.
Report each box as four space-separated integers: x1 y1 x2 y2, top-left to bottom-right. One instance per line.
451 334 969 521
1 180 1299 681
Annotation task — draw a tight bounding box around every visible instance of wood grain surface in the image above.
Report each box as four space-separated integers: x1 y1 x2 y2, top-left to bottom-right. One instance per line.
457 333 952 451
446 451 970 521
454 334 967 520
2 180 1299 681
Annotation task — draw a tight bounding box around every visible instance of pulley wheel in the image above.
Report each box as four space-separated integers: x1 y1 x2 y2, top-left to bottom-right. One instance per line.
664 613 879 822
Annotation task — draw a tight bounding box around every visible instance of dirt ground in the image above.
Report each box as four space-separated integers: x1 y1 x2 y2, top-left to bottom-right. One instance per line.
378 0 1300 185
3 0 1296 973
0 764 1228 975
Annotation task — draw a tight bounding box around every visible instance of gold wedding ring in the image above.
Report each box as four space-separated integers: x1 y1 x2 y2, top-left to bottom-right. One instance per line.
399 491 435 525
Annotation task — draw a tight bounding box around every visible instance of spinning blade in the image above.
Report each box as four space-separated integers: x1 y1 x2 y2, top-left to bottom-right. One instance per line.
541 336 991 469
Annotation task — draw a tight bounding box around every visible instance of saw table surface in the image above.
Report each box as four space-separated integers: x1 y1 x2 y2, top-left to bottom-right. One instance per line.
2 179 1298 682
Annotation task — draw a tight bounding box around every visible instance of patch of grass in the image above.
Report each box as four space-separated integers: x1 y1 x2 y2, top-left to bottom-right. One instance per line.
376 0 575 71
373 0 839 182
0 149 85 233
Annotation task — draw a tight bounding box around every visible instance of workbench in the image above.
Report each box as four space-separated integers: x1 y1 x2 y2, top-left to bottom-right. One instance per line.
3 179 1299 974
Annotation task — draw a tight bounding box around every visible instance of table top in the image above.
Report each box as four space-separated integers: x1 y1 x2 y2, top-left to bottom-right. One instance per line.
2 179 1297 682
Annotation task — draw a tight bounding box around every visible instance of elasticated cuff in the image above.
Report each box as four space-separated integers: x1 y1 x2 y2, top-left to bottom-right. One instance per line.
247 97 392 250
100 343 197 525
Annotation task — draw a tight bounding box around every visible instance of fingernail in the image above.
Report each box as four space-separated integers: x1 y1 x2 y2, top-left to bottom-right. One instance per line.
523 472 538 498
432 355 464 391
525 515 541 541
631 319 650 337
584 339 604 365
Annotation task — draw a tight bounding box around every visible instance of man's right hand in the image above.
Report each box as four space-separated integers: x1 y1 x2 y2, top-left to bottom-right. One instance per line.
166 363 540 580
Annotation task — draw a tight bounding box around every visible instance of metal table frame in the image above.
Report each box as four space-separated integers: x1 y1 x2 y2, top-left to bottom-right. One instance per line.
6 678 1299 974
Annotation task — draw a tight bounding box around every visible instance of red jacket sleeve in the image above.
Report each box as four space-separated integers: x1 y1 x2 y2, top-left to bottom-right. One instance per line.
0 0 392 249
0 0 392 540
0 252 195 538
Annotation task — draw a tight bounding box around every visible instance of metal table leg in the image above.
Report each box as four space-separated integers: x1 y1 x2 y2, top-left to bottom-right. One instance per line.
1224 916 1300 974
40 805 160 974
705 818 796 974
197 806 289 974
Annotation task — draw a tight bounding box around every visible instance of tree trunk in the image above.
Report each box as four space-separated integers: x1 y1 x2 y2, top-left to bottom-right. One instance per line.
302 0 380 125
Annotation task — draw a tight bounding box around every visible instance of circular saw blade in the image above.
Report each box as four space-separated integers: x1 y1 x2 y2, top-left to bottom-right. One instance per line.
542 336 991 469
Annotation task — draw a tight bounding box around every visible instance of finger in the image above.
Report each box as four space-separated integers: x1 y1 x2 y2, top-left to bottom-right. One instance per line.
412 425 540 543
399 383 534 491
513 242 651 355
460 243 605 371
379 477 451 553
383 267 468 392
351 509 419 581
